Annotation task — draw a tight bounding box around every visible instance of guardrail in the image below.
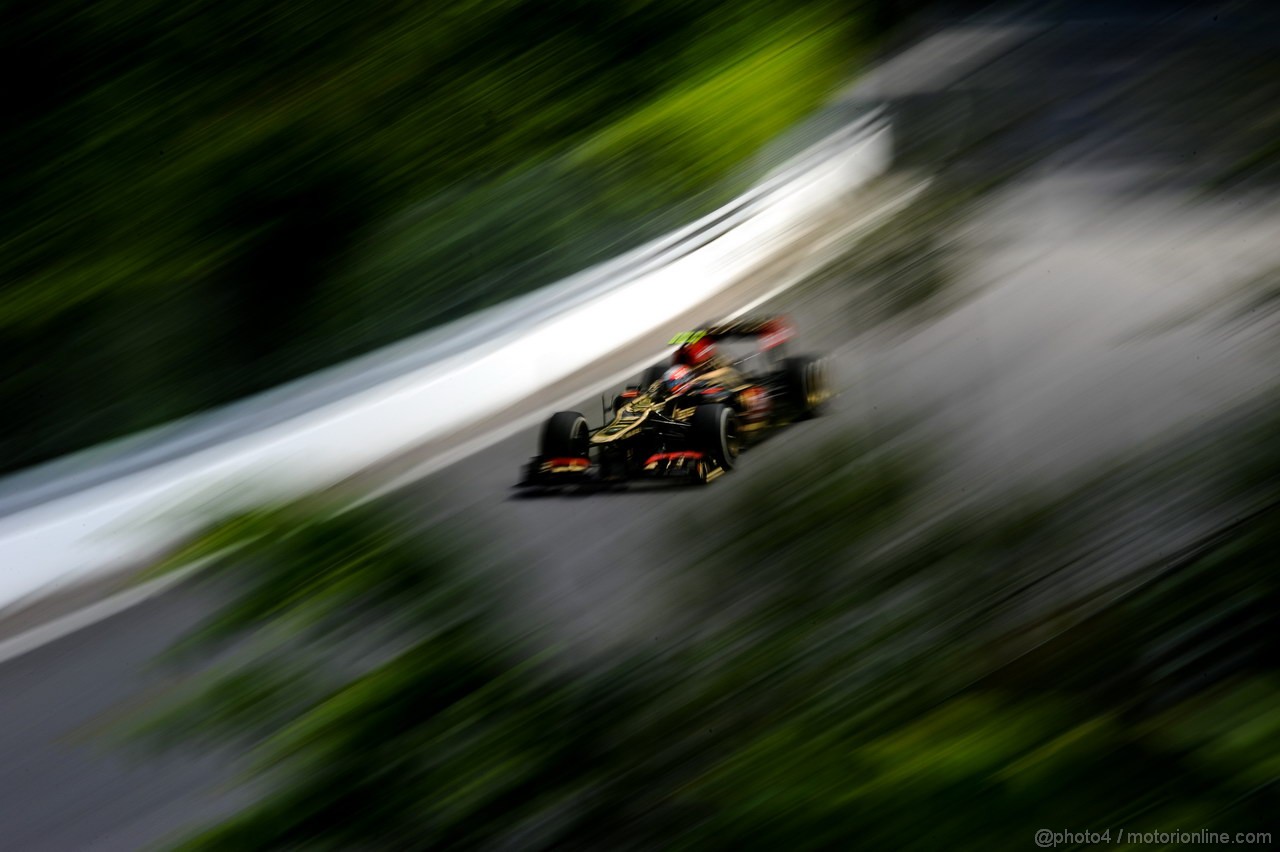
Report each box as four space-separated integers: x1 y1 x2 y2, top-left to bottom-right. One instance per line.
0 113 892 612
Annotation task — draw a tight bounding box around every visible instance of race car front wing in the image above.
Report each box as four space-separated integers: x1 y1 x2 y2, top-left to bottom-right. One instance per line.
517 451 719 487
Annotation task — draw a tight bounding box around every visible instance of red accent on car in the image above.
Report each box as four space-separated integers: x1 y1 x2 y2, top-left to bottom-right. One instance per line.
544 457 590 468
674 337 716 367
644 452 704 465
759 318 793 350
698 387 724 394
620 390 639 398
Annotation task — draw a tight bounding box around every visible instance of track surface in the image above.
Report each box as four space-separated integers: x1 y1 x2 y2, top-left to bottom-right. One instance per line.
3 7 1280 849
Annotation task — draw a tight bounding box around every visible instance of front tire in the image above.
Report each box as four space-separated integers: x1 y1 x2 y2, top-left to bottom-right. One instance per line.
691 404 739 472
540 411 590 458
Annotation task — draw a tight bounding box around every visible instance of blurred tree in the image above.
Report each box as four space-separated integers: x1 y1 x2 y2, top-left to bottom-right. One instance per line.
2 0 868 473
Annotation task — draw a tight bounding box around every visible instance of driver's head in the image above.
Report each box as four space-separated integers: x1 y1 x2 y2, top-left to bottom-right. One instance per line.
653 364 693 400
674 337 716 368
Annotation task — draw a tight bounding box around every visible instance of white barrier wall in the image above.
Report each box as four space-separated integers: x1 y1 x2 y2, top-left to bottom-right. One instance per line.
0 121 890 610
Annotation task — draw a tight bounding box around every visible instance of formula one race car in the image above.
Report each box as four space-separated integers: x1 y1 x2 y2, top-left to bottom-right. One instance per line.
518 317 829 487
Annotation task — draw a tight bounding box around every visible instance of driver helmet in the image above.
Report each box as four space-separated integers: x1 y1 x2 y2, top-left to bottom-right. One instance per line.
674 337 716 369
653 364 693 400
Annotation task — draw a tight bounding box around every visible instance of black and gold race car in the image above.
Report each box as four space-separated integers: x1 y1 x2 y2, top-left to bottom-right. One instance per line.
518 317 829 487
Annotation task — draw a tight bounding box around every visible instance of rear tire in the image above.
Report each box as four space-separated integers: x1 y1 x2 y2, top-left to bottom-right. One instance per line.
782 356 829 418
540 411 590 458
691 404 739 471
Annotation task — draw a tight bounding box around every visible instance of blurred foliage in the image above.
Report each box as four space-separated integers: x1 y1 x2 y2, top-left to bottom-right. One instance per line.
1 0 882 474
138 396 1280 849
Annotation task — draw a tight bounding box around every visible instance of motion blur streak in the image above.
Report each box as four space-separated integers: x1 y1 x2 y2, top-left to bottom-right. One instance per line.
3 1 1280 850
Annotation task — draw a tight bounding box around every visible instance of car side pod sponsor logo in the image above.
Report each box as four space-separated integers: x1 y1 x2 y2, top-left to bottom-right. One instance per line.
739 386 769 420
